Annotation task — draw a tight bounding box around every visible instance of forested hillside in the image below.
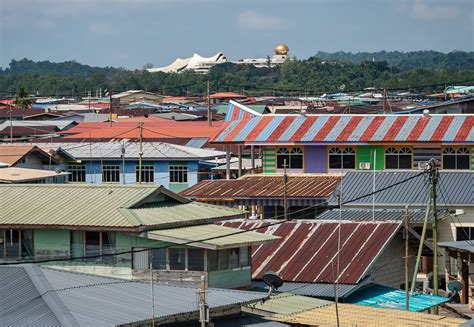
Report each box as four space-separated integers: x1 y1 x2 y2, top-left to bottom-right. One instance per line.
1 51 473 97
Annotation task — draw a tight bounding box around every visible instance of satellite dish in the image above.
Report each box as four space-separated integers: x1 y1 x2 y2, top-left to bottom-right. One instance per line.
339 84 346 91
448 280 463 293
262 272 283 302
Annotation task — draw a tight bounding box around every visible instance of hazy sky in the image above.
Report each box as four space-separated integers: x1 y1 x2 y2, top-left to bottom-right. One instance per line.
1 0 473 69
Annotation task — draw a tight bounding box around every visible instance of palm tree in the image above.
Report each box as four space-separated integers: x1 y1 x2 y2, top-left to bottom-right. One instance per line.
15 86 32 108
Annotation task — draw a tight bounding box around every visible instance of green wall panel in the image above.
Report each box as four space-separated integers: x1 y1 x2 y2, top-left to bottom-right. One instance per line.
356 145 384 170
262 147 276 173
34 229 69 259
208 267 251 288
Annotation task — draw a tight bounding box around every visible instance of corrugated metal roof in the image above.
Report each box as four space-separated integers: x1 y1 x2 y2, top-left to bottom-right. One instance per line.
0 167 70 183
347 284 449 312
220 220 401 284
328 171 474 206
317 209 428 224
252 281 361 299
212 114 474 143
145 224 278 250
35 141 225 160
245 293 331 316
439 241 474 254
180 175 341 199
0 185 244 230
271 303 466 326
2 265 268 326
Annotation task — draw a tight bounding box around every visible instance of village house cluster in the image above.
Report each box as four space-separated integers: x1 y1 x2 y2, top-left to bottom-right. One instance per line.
0 87 473 326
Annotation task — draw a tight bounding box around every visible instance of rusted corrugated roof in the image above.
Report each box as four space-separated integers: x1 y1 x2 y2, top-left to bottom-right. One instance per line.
219 220 400 284
180 175 341 199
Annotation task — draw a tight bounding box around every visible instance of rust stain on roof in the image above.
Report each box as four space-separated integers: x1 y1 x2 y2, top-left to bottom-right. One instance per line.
220 220 401 284
181 175 341 198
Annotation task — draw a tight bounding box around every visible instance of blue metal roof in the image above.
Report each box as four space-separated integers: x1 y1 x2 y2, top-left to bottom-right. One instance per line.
347 284 449 312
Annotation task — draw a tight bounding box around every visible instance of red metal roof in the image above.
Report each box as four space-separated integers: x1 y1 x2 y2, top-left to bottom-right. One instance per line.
219 220 400 284
180 175 341 199
210 92 245 99
62 120 224 139
213 114 474 144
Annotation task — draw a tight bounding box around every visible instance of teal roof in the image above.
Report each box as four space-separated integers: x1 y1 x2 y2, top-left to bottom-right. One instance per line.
347 284 449 312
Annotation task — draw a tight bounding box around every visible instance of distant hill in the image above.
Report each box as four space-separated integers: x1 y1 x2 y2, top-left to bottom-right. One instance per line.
1 51 473 97
314 50 474 71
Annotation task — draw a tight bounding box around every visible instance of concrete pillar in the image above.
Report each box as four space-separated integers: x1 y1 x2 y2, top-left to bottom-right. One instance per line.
226 146 231 180
445 249 451 292
469 253 474 310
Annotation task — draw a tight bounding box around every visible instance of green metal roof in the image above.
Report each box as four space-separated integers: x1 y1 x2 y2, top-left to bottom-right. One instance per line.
124 202 244 229
144 224 278 250
245 293 332 316
0 185 245 230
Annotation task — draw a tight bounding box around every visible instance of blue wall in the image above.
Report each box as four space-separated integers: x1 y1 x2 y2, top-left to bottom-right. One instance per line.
73 160 201 188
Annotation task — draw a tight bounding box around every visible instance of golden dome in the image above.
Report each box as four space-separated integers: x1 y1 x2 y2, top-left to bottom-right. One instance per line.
274 43 289 55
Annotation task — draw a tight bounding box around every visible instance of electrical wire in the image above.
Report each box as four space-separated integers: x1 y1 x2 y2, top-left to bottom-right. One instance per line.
0 171 427 266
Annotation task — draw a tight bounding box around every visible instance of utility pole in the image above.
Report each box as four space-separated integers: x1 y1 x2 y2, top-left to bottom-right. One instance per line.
283 159 288 220
199 275 207 327
9 108 13 143
138 122 144 184
431 159 439 314
404 206 410 311
207 80 212 127
109 91 113 127
149 250 155 327
383 88 387 114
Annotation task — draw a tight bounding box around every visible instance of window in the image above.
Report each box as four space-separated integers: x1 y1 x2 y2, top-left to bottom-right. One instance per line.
151 248 167 269
456 227 474 241
169 165 188 183
68 164 86 182
136 164 154 183
443 147 470 170
71 231 116 262
208 250 219 272
329 147 356 169
219 249 229 270
277 147 304 169
188 248 205 271
239 247 249 267
230 248 239 269
169 248 186 270
0 229 34 259
102 165 120 183
385 147 412 169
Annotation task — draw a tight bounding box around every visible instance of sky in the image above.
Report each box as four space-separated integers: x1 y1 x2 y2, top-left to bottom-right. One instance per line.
1 0 473 69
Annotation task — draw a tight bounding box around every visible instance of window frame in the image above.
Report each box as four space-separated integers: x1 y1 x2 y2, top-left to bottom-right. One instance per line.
276 147 304 170
328 147 356 170
443 147 471 170
384 146 412 170
102 164 121 183
169 164 188 183
136 164 155 183
67 164 86 183
70 231 116 262
0 229 34 260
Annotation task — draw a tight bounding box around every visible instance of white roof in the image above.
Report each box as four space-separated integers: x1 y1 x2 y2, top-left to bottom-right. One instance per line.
0 167 70 183
148 52 226 73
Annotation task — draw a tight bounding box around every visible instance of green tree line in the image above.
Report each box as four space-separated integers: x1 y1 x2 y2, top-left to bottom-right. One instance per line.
0 52 473 98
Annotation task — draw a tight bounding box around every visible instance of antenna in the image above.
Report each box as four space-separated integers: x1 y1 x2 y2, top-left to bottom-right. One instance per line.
262 271 283 300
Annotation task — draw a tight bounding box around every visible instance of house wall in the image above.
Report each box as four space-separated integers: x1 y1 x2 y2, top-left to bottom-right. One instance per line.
71 160 200 188
15 153 45 169
34 229 70 259
369 235 417 288
305 145 326 173
355 145 384 171
208 266 252 288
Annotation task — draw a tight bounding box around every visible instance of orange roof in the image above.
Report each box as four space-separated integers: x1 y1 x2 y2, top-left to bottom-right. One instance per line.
0 145 48 165
63 121 225 140
210 92 244 99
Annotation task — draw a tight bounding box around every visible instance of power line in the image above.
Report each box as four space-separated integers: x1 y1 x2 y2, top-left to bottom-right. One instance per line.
0 171 427 266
